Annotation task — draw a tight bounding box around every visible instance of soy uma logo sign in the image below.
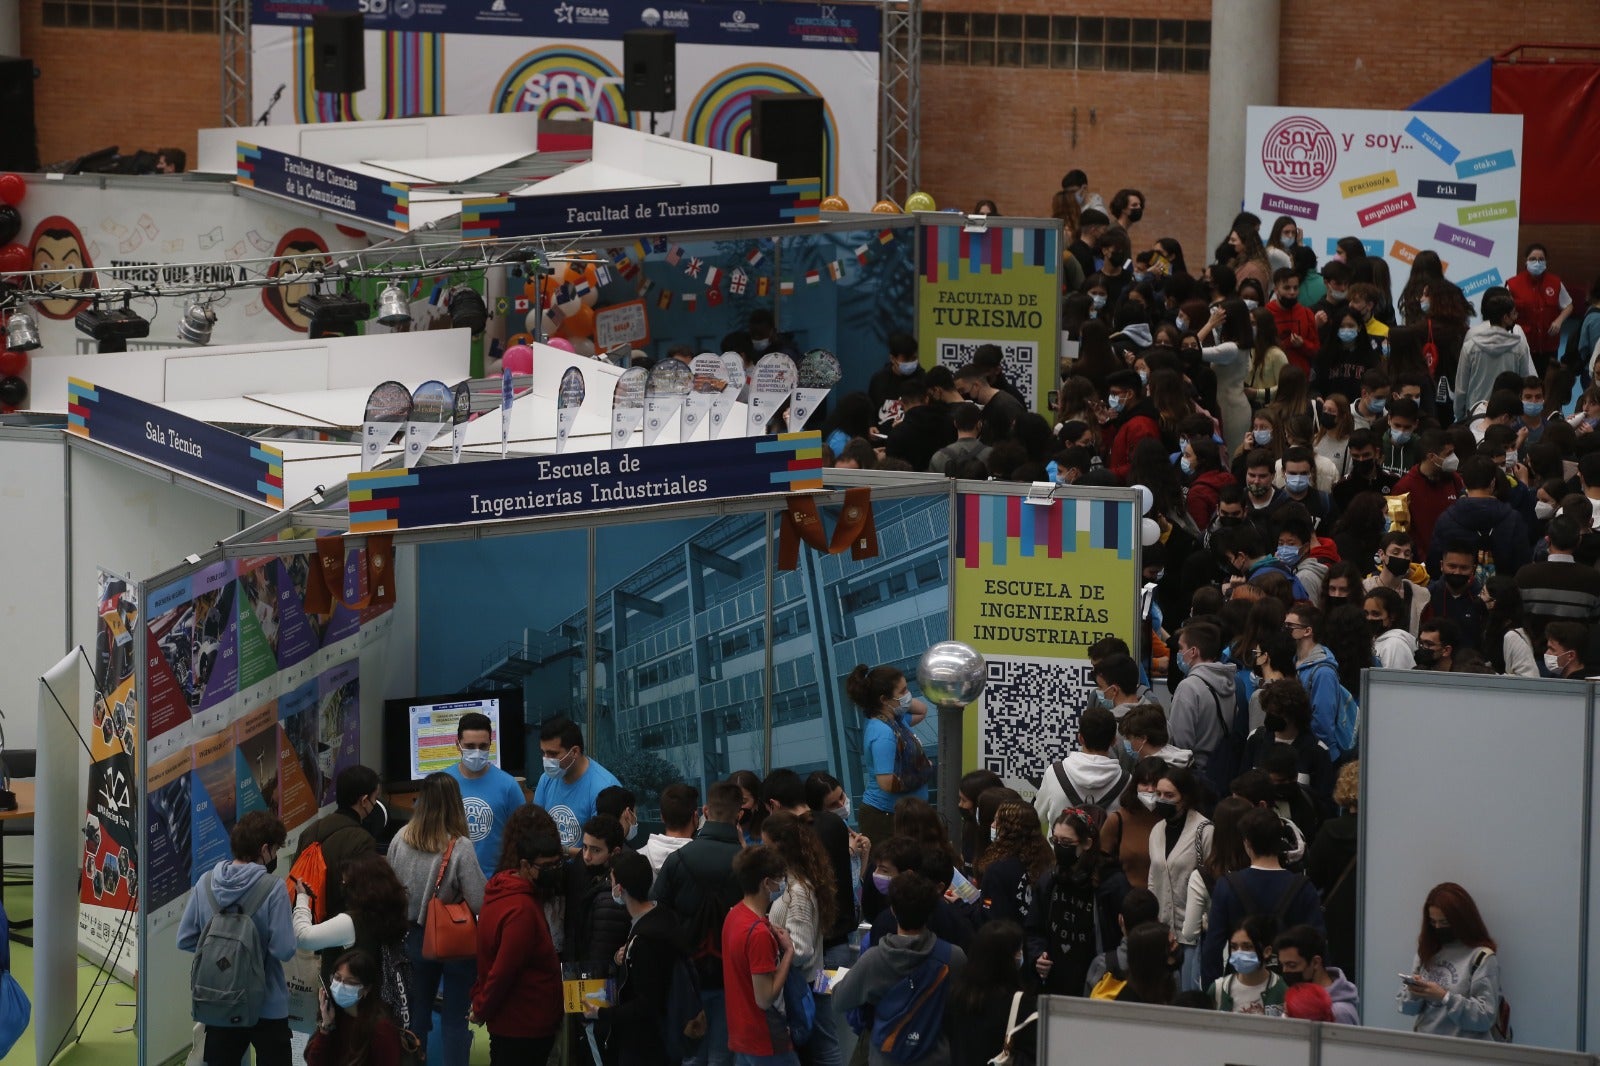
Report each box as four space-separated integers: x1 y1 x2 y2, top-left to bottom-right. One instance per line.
1262 115 1338 193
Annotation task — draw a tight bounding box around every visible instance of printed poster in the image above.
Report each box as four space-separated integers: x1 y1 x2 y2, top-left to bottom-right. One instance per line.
916 222 1061 416
952 493 1139 797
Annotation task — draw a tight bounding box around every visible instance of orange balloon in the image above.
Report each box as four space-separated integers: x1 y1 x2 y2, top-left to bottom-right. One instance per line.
870 200 902 214
819 196 849 212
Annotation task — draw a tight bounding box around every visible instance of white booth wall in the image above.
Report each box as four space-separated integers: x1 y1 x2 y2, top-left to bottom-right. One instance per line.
0 427 70 758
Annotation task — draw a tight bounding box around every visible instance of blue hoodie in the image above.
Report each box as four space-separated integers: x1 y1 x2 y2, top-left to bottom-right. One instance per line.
177 859 298 1021
1295 644 1346 761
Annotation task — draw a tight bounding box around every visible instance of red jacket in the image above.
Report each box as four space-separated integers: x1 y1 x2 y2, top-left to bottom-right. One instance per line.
306 1017 400 1066
1269 299 1321 374
472 871 563 1038
1392 466 1464 560
1507 270 1567 355
1185 468 1237 529
1103 401 1161 483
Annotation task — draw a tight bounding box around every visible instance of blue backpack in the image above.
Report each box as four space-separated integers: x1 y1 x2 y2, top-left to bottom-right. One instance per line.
860 940 955 1063
1300 658 1359 760
745 920 815 1047
0 903 28 1059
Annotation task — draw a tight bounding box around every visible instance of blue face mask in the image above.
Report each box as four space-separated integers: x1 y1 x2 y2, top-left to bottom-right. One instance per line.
1180 455 1195 476
894 360 919 376
1229 951 1261 975
1175 314 1189 332
1138 370 1149 385
1337 327 1358 344
462 749 492 774
1523 401 1544 417
1368 397 1387 415
1091 293 1107 310
1122 738 1138 759
1175 652 1191 676
1285 474 1311 494
330 979 363 1010
1252 429 1272 446
1527 259 1547 277
1275 545 1301 565
1108 394 1126 413
1391 429 1413 445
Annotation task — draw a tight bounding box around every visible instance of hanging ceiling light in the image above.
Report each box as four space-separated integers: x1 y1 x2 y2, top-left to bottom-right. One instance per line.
76 298 150 353
177 300 217 345
298 289 370 340
5 306 40 352
375 282 412 328
447 285 488 336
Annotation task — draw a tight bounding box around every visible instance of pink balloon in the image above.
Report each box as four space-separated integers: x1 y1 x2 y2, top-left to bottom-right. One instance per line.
502 344 534 374
546 337 576 354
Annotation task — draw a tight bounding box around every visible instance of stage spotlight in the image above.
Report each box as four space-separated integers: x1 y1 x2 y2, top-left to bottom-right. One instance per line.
75 299 150 353
5 306 40 351
178 300 217 345
297 290 370 339
447 286 488 335
375 282 412 328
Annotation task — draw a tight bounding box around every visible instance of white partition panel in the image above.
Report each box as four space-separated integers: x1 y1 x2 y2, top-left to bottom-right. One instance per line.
1039 997 1315 1064
0 428 69 753
1321 1024 1592 1066
1360 669 1590 1051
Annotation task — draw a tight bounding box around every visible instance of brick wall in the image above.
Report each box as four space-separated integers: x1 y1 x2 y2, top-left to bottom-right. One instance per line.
19 5 219 167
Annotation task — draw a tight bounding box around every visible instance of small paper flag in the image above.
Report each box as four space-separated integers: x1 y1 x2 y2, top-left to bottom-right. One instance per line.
827 261 843 281
658 289 673 309
780 280 796 295
730 269 749 295
745 247 766 267
805 270 820 285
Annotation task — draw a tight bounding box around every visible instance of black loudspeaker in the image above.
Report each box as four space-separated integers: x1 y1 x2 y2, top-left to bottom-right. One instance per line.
624 29 676 113
751 93 825 182
313 12 365 95
0 57 39 173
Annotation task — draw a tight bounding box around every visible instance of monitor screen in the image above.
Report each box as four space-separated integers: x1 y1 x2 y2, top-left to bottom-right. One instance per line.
383 690 524 787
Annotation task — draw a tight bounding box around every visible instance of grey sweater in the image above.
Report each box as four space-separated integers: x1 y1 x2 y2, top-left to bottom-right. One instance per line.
1397 942 1500 1039
1167 661 1237 770
834 930 967 1066
387 833 487 924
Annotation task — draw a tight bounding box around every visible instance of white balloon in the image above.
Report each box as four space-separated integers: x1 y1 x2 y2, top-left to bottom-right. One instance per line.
1134 484 1154 515
1140 517 1161 547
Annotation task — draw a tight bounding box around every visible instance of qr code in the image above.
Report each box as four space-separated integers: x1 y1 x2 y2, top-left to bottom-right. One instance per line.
937 338 1038 410
979 656 1096 791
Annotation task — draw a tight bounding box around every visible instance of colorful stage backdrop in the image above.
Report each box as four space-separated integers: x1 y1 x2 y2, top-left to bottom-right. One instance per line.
249 0 882 208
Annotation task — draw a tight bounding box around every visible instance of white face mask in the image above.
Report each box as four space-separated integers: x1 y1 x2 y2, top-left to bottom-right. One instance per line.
833 797 852 822
1545 651 1565 674
1536 500 1557 520
542 749 573 777
461 749 492 773
1137 792 1159 812
1439 453 1460 474
625 821 639 842
896 690 913 710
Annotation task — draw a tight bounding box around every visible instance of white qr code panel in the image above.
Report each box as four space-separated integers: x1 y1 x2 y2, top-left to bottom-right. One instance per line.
936 338 1038 410
978 656 1096 792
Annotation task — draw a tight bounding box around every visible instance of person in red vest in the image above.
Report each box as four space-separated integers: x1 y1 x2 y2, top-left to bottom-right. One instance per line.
1098 369 1162 483
1268 267 1320 375
1507 243 1576 373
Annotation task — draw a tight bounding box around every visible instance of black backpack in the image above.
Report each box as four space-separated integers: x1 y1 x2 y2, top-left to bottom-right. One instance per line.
1223 870 1310 937
683 875 733 990
1199 674 1250 798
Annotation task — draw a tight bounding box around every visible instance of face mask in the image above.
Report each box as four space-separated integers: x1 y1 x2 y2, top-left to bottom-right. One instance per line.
535 864 564 891
1252 429 1273 446
1391 429 1413 446
1523 401 1544 417
540 754 565 777
1280 234 1296 249
1153 799 1179 821
1327 289 1347 303
1433 926 1456 944
1075 190 1087 207
1217 514 1245 529
835 798 852 822
1544 652 1564 674
1536 500 1557 520
1138 369 1149 385
1527 260 1547 277
872 871 892 894
751 337 771 353
1175 651 1191 675
1280 969 1309 986
1262 713 1287 733
459 748 492 773
330 979 363 1010
1091 294 1107 310
1123 738 1138 759
1137 792 1159 812
1285 474 1311 495
1443 571 1471 592
1317 410 1336 430
896 690 913 710
989 826 999 843
1413 647 1437 668
1127 207 1144 223
1133 271 1150 284
1326 594 1347 607
1439 453 1460 473
1175 314 1189 332
1243 299 1259 311
1275 545 1301 565
1367 397 1387 415
1108 394 1126 413
1383 555 1411 578
1420 298 1432 315
1180 455 1195 476
1351 458 1375 477
611 885 627 906
625 821 639 842
1248 480 1273 499
264 855 279 875
894 359 919 376
769 878 788 903
1368 617 1387 637
1229 951 1261 975
1337 327 1358 344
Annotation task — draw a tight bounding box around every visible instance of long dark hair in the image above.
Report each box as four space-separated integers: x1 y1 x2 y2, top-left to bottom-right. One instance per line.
1482 575 1523 674
760 811 839 932
950 920 1025 1014
340 854 409 947
892 797 961 871
978 801 1053 882
330 948 386 1066
1418 882 1496 963
1124 922 1177 1004
496 803 560 874
1322 604 1373 696
845 663 902 716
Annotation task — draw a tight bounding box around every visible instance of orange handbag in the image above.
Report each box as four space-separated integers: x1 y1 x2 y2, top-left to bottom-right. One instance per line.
421 841 478 961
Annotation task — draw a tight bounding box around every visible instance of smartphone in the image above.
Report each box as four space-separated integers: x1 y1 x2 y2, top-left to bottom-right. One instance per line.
1399 973 1421 984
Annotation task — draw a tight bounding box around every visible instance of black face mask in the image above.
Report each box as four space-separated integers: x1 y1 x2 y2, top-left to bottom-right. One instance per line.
1053 842 1079 869
1368 617 1387 637
537 864 565 891
1351 458 1376 478
263 856 279 875
1325 594 1347 608
1434 926 1456 945
1127 207 1143 224
1317 410 1336 430
1217 515 1244 529
1414 647 1438 668
1443 571 1471 591
362 800 388 839
1384 556 1411 578
1153 800 1180 822
1280 969 1309 986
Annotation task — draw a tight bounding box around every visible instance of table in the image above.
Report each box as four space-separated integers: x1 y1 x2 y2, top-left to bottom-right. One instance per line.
0 781 36 946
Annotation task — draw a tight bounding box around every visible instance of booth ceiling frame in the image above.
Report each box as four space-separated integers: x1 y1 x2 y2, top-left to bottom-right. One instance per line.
220 0 251 127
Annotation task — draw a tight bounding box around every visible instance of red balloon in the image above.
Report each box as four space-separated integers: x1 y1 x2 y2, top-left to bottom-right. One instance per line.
0 349 26 377
0 243 27 276
0 174 24 207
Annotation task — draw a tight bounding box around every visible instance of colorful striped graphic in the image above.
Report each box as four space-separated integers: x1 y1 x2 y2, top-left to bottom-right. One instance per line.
294 30 444 122
754 433 824 488
346 469 421 533
66 376 97 437
685 64 837 196
490 45 628 122
957 494 1133 568
919 225 1056 284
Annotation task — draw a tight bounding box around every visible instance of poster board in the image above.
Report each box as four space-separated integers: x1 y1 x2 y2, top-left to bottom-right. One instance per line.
916 219 1061 416
1245 107 1524 300
952 488 1139 795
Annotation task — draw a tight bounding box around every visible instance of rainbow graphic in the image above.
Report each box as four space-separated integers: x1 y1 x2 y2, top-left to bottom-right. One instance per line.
685 64 837 196
490 45 629 123
957 494 1133 567
920 225 1058 284
293 30 444 122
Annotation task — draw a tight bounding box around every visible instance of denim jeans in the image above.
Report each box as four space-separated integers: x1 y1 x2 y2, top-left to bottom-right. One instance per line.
802 943 854 1066
405 923 476 1066
735 1054 800 1066
685 988 733 1066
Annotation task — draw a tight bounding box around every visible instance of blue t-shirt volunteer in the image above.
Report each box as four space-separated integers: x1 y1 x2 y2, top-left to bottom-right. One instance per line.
861 711 929 813
446 762 526 875
534 759 621 851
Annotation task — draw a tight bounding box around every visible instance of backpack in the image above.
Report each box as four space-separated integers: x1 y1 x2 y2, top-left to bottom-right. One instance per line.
1088 970 1126 1001
1198 678 1250 799
1049 760 1129 811
1300 659 1359 761
743 920 814 1047
284 823 364 924
1222 871 1308 937
661 951 708 1061
869 940 955 1063
191 873 276 1028
0 903 29 1059
889 716 933 793
1468 948 1513 1043
684 876 731 990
